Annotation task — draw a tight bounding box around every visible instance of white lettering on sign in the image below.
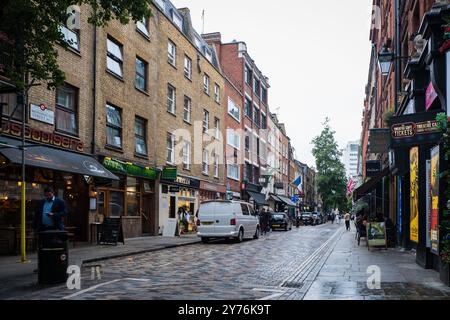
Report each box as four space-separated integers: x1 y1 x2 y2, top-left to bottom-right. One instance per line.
30 104 54 125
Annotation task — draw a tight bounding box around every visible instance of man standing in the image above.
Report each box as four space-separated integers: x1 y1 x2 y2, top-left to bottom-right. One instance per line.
32 187 67 232
344 212 351 231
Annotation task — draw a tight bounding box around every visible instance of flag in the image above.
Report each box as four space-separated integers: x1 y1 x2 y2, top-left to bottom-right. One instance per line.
292 175 303 192
347 178 357 196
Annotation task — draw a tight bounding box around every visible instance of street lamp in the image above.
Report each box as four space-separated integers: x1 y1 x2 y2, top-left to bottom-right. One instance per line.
377 45 395 76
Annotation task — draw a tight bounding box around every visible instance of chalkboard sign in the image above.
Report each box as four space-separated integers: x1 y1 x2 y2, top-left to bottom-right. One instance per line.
367 222 387 250
98 218 125 246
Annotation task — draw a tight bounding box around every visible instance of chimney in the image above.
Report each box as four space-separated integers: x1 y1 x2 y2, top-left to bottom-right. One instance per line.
201 32 222 44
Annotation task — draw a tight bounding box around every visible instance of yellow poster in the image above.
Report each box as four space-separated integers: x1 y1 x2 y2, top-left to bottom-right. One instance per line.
410 147 419 243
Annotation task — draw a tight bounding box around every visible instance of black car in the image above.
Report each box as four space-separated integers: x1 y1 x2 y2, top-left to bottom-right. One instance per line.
270 213 293 231
300 212 314 226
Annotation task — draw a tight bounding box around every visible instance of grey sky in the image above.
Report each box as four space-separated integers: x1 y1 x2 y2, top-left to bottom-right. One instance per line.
172 0 373 167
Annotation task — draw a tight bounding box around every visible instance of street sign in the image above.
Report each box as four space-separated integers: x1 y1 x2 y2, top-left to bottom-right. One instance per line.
368 129 390 154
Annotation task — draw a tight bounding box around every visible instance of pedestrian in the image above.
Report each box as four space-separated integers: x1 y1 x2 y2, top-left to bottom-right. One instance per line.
185 209 191 233
32 187 67 232
331 213 335 224
344 212 351 231
336 213 341 225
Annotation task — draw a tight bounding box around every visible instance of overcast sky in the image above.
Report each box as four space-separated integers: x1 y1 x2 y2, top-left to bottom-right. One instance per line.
172 0 373 167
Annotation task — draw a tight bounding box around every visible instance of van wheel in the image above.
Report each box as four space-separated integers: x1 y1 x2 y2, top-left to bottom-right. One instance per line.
253 227 260 240
236 228 244 243
201 237 209 244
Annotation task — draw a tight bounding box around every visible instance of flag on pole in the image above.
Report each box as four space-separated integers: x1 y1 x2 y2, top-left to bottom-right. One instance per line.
292 175 303 193
347 178 357 196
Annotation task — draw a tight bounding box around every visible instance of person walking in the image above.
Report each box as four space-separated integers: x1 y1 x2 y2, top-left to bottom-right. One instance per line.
344 212 351 231
336 212 341 225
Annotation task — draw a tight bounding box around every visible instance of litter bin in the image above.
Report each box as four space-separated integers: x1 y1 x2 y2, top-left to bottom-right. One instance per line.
37 230 69 285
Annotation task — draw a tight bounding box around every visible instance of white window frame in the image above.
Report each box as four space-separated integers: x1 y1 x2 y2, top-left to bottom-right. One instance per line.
214 154 219 178
106 37 123 77
59 25 80 51
227 97 241 123
168 40 177 66
172 11 183 30
214 118 220 140
214 84 220 103
202 149 209 175
167 84 176 114
184 55 192 79
183 96 191 123
227 163 240 181
203 74 210 95
167 133 175 164
136 17 149 38
155 0 166 10
227 129 241 150
203 110 209 133
183 140 191 170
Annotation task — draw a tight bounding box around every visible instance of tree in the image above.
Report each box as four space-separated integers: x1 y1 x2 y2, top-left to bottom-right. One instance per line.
0 0 152 91
311 118 348 213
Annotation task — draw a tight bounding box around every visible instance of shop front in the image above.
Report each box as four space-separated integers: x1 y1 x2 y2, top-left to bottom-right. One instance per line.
242 181 267 212
159 175 200 235
99 157 158 238
0 134 118 253
199 181 226 203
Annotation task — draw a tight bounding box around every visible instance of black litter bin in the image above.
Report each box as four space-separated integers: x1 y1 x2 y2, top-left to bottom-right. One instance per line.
37 230 69 285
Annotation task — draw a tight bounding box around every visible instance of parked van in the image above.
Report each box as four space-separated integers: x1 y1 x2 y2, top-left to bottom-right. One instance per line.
197 200 260 243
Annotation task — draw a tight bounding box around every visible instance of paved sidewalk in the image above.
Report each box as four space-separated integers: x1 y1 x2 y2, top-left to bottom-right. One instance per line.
0 235 199 299
303 226 450 300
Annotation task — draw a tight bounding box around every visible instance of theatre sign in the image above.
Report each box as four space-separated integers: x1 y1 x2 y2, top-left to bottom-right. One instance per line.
390 112 442 148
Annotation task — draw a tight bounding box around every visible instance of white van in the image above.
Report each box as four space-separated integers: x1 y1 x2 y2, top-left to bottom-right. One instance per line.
197 200 260 243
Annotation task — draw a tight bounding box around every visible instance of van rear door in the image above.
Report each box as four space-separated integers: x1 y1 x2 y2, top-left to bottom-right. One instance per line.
198 202 217 232
214 201 236 234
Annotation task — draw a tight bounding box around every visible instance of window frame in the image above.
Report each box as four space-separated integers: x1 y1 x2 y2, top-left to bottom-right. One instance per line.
135 56 148 92
213 154 219 178
106 36 124 78
227 163 240 181
203 109 209 133
182 140 191 170
167 84 176 115
166 132 175 164
59 25 80 52
55 83 78 136
136 17 150 38
203 74 210 95
184 55 192 80
214 83 221 103
202 149 209 175
105 103 123 149
168 40 177 67
183 95 191 123
227 97 241 123
134 116 148 156
214 117 220 140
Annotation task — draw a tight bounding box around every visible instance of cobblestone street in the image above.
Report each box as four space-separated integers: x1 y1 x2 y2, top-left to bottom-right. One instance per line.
6 223 450 300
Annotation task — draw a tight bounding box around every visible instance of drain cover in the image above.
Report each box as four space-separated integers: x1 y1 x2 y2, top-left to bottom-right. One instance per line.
283 281 304 289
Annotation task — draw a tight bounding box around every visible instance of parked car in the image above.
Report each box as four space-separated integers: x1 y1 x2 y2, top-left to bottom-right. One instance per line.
300 212 314 226
314 212 325 225
269 212 293 231
197 200 260 243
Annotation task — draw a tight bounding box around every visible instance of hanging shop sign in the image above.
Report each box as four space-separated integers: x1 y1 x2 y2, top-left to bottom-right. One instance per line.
390 112 442 148
368 129 390 154
425 82 438 111
430 146 440 255
162 167 177 181
366 161 381 177
1 120 84 152
410 147 419 244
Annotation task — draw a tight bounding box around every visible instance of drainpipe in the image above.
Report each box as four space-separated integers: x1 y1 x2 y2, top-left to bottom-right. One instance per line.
91 26 97 155
394 0 401 114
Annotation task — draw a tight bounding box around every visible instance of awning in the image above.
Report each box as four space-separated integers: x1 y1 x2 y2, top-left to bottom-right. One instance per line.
0 136 119 180
247 191 269 206
353 167 390 201
277 195 297 207
269 194 282 202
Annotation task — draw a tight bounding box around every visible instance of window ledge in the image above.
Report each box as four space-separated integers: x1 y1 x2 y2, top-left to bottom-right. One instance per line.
167 111 177 117
136 29 151 41
168 62 177 70
54 130 80 139
183 120 192 126
106 69 125 82
135 87 150 96
184 75 193 82
105 145 124 153
135 153 149 160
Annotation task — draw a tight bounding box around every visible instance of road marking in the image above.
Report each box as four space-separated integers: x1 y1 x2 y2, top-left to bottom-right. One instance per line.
63 279 122 300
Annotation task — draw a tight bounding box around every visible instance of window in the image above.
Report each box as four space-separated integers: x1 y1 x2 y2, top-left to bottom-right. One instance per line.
155 0 166 10
214 84 220 103
135 117 147 155
253 106 260 127
254 78 261 96
56 84 78 135
203 110 209 133
245 130 250 152
167 84 176 114
261 113 267 129
214 154 219 178
227 130 241 150
183 96 191 123
245 65 253 85
135 56 147 92
227 98 240 122
107 37 123 77
168 40 177 66
214 118 220 140
126 177 141 216
205 47 213 63
241 203 249 216
202 149 209 175
136 17 149 37
0 93 22 121
203 74 210 94
261 86 268 104
59 25 79 51
166 133 175 164
184 55 192 79
194 36 203 50
172 11 183 30
106 103 122 148
244 97 252 118
227 163 240 181
182 140 191 170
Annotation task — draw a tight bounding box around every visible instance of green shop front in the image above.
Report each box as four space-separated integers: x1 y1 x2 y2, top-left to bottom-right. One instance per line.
97 157 159 238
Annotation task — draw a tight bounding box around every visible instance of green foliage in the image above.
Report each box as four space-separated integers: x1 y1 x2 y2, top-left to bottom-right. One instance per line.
311 118 348 213
0 0 152 90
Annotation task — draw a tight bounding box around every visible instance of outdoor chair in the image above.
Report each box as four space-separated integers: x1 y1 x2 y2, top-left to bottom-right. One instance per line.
357 224 367 246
